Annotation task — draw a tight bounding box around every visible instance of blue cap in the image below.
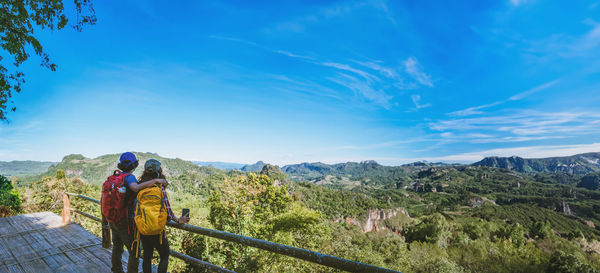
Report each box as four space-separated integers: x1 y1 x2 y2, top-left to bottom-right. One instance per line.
119 152 137 166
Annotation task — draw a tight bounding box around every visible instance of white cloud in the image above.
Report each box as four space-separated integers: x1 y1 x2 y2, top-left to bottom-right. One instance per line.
425 142 600 163
509 0 533 7
525 20 600 59
320 62 379 81
210 36 437 110
328 73 392 108
449 101 504 117
354 60 396 78
265 0 396 33
411 94 432 109
403 57 434 87
273 50 315 60
509 79 560 100
449 79 559 117
431 110 600 144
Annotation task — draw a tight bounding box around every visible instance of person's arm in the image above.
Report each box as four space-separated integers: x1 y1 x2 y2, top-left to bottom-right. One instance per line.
129 178 167 192
163 187 189 224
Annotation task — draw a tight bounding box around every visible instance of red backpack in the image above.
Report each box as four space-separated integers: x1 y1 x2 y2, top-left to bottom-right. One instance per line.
101 170 130 223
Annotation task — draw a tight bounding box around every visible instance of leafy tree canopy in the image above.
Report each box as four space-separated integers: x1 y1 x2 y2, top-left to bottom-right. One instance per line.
0 0 96 121
0 174 21 215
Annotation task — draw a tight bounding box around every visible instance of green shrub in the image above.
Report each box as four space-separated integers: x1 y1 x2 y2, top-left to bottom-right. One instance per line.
0 175 22 216
548 251 598 273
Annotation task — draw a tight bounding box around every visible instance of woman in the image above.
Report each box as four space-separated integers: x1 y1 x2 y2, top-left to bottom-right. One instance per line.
136 159 189 273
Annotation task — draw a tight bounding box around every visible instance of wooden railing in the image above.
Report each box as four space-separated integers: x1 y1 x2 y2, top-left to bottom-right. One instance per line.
62 192 401 273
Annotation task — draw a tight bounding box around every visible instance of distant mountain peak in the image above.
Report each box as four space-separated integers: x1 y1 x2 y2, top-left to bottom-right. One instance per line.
360 160 379 165
241 161 268 172
473 152 600 175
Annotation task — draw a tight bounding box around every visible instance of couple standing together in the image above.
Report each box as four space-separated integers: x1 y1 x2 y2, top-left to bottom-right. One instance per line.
104 152 189 273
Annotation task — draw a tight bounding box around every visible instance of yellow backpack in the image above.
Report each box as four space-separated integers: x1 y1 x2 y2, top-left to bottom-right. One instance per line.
132 185 168 257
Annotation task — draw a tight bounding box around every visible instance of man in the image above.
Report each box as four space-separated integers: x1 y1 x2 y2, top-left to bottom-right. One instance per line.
110 152 167 273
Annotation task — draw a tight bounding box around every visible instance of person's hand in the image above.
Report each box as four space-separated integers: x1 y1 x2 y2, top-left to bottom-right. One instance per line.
177 214 190 224
155 179 168 186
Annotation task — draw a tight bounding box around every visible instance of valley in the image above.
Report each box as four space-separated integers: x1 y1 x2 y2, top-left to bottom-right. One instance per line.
1 152 600 272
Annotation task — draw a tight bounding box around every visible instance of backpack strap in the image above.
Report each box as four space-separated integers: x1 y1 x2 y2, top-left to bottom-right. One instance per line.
132 228 140 258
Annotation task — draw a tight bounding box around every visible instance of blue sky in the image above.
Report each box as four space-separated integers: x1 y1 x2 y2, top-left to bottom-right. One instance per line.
1 0 600 165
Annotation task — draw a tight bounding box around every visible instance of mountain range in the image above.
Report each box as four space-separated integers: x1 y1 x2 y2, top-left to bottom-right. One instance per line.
18 153 205 185
0 160 57 177
472 152 600 175
194 161 246 170
5 152 600 186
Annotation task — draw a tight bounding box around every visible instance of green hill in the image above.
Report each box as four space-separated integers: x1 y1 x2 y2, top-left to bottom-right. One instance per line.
0 160 56 177
22 152 205 185
281 160 412 188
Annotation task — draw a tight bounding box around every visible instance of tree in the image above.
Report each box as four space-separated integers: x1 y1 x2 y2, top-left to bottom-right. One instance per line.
0 0 96 121
578 173 600 191
495 223 526 247
0 175 21 215
547 251 598 273
405 213 451 246
530 220 553 239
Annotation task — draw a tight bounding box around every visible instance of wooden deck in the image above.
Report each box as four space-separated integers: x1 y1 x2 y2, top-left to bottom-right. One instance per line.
0 212 146 273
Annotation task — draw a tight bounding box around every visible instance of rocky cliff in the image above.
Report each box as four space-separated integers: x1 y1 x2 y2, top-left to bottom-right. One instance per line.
336 207 410 233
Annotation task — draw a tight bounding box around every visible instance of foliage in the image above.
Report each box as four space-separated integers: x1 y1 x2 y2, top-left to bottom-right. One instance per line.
548 251 598 273
182 173 330 272
0 0 96 121
448 239 548 273
19 169 102 235
530 220 553 239
405 213 451 246
259 164 287 183
0 174 21 216
495 223 527 247
579 173 600 191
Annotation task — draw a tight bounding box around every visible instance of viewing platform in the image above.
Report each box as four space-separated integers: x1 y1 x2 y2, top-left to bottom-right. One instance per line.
0 212 144 273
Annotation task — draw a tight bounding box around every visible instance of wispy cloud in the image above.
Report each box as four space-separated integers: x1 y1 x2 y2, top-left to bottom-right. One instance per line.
423 142 600 163
509 0 532 7
354 60 396 78
273 50 315 60
411 94 432 109
327 73 392 108
448 101 504 117
211 36 435 109
449 79 559 116
268 74 345 101
321 62 379 82
508 79 560 100
265 0 396 33
431 110 600 145
524 19 600 59
403 57 434 87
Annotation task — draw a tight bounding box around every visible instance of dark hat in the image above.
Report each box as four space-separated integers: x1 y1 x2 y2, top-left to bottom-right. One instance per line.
144 159 162 174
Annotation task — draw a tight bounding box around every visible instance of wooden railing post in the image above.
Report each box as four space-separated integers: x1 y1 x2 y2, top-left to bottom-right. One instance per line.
62 193 71 224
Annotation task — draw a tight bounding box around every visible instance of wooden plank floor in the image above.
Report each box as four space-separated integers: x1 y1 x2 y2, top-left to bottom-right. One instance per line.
0 212 151 273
